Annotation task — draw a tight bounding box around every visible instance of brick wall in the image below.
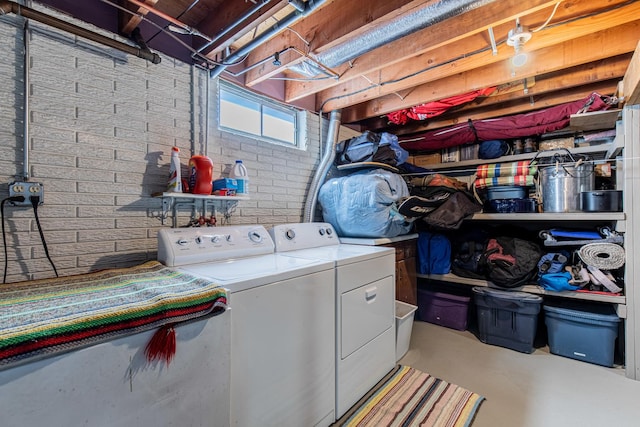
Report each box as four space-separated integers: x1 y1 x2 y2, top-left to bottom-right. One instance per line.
0 9 359 282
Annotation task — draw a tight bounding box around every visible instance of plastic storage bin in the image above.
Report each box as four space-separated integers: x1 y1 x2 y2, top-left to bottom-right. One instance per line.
395 300 418 362
544 302 620 367
417 286 471 331
472 287 542 353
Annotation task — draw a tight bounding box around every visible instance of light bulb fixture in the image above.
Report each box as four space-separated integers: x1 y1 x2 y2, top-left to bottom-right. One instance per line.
506 19 532 67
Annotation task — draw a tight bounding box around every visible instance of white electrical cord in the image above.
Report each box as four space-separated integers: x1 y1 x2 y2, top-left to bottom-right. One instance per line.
531 1 563 33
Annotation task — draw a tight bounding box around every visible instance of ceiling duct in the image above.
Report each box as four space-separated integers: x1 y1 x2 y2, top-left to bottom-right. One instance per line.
209 0 329 78
289 0 497 77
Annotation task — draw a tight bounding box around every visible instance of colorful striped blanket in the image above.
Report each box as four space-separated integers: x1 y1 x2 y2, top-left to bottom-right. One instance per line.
474 175 535 189
476 161 537 178
0 261 227 369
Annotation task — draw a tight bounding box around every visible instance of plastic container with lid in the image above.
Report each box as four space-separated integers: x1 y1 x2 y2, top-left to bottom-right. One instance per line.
230 160 249 195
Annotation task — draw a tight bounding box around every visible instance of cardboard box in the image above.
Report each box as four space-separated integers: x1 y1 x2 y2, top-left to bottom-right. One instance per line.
539 137 574 151
412 152 442 167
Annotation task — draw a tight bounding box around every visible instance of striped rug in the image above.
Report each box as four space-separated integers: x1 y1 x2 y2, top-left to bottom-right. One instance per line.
334 365 484 427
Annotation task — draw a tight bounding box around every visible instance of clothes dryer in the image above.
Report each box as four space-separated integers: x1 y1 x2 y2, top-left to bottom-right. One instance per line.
269 222 396 418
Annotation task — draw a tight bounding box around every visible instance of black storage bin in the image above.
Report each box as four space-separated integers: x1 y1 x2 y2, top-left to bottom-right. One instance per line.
472 287 543 353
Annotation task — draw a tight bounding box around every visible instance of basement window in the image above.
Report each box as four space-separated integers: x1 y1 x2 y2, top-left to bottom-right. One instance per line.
218 80 303 148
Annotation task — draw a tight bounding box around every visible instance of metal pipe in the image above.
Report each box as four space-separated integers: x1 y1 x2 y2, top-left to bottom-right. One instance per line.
488 26 498 55
196 0 273 54
303 109 341 222
0 0 161 63
209 0 328 79
21 18 29 181
125 0 211 41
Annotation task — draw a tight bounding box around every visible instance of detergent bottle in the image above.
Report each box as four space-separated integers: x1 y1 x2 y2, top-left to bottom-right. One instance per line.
229 160 249 195
188 155 214 194
167 146 182 193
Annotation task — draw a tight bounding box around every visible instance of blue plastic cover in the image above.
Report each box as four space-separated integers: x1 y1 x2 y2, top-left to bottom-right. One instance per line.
318 168 412 238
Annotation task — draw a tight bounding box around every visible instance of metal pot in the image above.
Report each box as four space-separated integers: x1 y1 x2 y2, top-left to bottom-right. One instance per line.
580 190 622 212
536 150 594 212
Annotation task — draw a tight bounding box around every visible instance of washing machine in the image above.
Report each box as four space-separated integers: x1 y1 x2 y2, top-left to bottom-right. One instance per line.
269 222 396 419
158 225 336 427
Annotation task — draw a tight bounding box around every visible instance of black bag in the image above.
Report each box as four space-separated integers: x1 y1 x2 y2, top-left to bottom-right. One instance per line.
483 236 543 288
335 131 398 166
335 131 381 165
450 228 489 280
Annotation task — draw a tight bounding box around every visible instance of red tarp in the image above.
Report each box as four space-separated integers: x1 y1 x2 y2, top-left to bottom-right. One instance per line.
399 92 612 152
387 87 497 125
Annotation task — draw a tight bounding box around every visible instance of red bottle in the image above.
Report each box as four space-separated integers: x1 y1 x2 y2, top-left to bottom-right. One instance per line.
188 155 213 194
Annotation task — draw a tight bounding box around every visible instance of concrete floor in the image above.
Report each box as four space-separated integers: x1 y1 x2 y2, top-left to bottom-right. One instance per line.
400 320 640 427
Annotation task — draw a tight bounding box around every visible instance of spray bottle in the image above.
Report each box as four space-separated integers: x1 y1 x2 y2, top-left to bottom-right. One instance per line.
167 147 182 193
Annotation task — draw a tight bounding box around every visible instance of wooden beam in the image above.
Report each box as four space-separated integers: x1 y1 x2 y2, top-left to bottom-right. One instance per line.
243 0 429 86
623 40 640 105
198 0 291 57
336 20 640 120
317 3 640 112
120 0 158 35
284 0 563 102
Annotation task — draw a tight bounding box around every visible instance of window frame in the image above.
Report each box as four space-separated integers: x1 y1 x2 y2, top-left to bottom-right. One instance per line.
217 80 304 149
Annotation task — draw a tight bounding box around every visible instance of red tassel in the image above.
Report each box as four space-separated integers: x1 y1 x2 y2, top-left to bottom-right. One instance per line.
145 324 176 365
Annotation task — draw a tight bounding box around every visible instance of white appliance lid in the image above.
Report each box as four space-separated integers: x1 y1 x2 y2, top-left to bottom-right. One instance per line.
177 253 333 293
276 244 394 266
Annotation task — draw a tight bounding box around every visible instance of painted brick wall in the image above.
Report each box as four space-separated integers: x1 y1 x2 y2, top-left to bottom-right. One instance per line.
0 9 358 283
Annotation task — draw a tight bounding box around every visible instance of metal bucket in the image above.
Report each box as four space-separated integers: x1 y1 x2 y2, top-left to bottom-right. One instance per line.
540 161 594 212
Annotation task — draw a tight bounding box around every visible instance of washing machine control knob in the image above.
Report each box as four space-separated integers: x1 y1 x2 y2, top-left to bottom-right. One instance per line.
285 229 296 240
225 234 233 243
177 239 189 246
318 228 325 236
211 235 221 244
249 231 263 243
325 228 333 235
195 236 203 244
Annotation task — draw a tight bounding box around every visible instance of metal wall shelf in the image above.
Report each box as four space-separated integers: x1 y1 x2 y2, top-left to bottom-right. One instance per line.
153 192 249 227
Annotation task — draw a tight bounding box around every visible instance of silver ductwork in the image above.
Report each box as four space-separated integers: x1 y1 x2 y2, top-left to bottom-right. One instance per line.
209 0 329 79
303 109 341 222
290 0 496 77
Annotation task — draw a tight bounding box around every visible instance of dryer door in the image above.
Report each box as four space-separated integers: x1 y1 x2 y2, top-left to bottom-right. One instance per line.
341 275 394 358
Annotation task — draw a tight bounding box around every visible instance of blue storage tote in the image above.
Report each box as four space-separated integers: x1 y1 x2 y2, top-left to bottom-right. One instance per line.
544 302 620 367
417 286 470 331
473 287 542 353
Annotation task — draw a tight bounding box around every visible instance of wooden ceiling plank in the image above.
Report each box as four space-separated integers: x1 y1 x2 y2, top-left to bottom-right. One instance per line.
327 16 640 116
338 21 640 121
243 0 426 86
120 0 158 35
197 0 291 57
623 40 640 105
285 0 567 102
317 2 640 111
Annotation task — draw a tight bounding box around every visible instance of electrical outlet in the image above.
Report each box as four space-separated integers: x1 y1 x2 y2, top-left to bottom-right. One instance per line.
8 181 44 207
